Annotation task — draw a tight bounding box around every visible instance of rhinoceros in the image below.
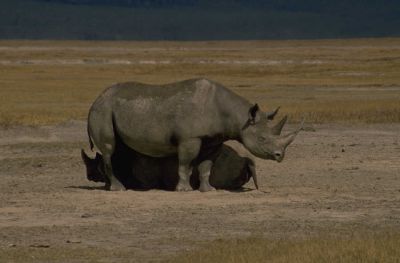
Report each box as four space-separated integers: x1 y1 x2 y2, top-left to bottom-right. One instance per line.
87 78 302 191
81 141 260 191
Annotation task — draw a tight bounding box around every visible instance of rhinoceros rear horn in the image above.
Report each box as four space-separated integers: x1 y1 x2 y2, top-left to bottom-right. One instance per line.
266 106 280 120
271 115 288 135
247 164 259 190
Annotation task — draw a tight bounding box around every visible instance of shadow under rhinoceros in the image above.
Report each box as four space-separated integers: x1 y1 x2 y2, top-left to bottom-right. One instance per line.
65 185 106 191
81 134 258 192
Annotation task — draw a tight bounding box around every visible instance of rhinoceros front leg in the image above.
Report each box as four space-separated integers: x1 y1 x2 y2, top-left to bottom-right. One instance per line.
176 139 201 191
198 160 216 192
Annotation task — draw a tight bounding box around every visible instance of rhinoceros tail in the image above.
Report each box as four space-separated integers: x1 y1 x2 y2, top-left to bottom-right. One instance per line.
87 122 94 151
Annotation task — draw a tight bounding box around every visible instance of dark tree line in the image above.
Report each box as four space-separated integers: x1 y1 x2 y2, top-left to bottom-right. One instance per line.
34 0 400 12
1 0 399 40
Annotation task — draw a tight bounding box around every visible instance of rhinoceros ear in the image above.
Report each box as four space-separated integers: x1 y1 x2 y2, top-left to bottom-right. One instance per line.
95 152 103 162
81 149 91 165
248 104 260 124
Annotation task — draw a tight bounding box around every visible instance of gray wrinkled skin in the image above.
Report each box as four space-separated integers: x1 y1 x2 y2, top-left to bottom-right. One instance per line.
87 78 301 191
81 142 258 191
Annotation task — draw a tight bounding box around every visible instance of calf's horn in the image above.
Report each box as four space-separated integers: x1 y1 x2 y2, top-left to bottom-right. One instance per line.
247 164 259 190
252 169 259 190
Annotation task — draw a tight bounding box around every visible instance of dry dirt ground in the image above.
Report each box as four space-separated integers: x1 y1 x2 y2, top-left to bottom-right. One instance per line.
0 121 399 262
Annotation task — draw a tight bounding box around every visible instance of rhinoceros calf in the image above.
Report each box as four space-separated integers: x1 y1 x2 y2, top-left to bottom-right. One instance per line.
87 78 302 191
81 142 258 191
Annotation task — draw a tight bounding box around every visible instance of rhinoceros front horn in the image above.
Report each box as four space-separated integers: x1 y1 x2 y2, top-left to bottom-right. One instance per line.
278 118 305 148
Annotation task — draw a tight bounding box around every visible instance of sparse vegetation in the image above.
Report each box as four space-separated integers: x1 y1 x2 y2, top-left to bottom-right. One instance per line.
1 38 400 126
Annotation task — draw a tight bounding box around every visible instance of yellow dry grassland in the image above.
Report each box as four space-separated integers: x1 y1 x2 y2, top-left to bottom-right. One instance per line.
167 233 400 263
1 233 398 263
1 38 400 126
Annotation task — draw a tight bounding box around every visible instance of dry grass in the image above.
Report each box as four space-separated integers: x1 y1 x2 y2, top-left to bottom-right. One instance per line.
1 232 398 262
1 38 400 126
167 233 400 263
0 247 107 263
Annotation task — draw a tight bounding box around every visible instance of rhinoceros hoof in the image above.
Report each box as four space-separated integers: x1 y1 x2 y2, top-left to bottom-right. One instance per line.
108 183 126 191
175 182 192 192
199 184 216 192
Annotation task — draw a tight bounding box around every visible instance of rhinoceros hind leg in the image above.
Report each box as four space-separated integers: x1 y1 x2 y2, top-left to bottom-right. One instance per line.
198 160 216 192
89 110 126 191
103 153 126 191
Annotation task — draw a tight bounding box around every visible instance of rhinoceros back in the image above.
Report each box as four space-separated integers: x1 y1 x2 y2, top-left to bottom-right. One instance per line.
88 78 226 158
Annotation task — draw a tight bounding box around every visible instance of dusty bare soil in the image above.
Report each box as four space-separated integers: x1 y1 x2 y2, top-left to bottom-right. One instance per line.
0 121 399 262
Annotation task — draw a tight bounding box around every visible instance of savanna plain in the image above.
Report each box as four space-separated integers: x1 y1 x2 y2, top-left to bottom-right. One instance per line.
0 38 400 262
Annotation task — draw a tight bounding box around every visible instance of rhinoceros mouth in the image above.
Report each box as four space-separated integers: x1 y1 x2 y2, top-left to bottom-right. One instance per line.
249 149 275 160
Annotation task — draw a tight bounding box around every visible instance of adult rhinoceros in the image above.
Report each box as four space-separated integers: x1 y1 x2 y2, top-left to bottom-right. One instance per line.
81 142 261 191
87 78 302 191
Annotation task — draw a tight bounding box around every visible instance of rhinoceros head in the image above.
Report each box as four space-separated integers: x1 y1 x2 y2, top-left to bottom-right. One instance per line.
81 149 106 182
240 104 302 162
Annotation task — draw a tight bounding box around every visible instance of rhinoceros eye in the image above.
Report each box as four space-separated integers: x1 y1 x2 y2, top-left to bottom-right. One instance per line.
258 136 266 143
